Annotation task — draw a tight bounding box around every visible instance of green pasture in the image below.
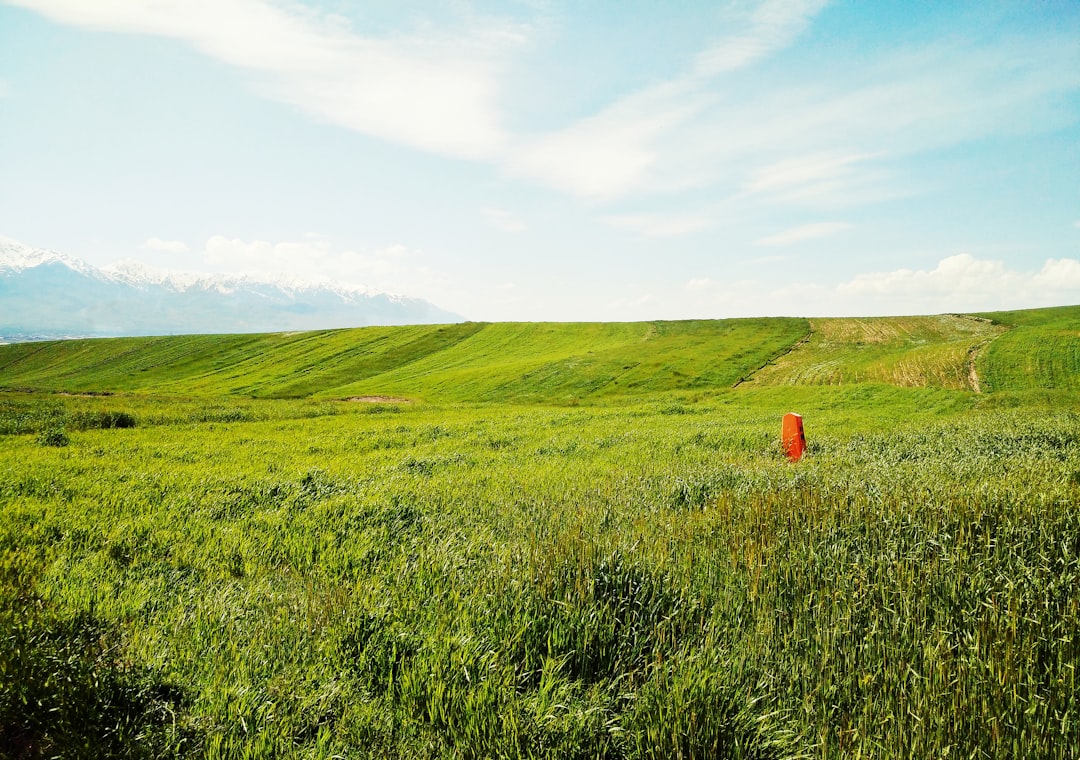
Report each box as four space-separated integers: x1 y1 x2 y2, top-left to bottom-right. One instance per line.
1 307 1078 758
0 319 808 402
976 305 1080 393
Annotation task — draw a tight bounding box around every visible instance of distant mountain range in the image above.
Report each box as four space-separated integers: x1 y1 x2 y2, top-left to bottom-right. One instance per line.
0 237 462 342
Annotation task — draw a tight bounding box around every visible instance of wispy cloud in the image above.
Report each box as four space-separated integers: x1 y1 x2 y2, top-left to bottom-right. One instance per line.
687 39 1078 210
506 81 706 199
675 254 1080 320
685 277 717 292
605 290 658 315
836 254 1080 301
755 221 850 246
201 235 449 300
692 0 829 76
749 254 792 265
8 0 1079 216
666 276 777 320
143 237 188 254
8 0 519 159
605 211 715 238
482 207 526 233
777 254 1080 315
740 152 881 205
508 1 828 199
512 19 1080 205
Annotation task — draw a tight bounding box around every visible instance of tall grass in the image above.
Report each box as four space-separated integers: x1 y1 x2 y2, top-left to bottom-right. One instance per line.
1 392 1077 757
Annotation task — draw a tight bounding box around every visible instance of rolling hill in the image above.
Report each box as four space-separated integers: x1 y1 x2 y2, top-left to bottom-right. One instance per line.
1 305 1077 403
0 319 808 401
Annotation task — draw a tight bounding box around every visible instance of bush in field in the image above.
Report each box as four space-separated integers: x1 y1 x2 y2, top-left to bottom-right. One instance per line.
1 403 137 437
0 402 65 437
36 426 69 447
70 410 137 430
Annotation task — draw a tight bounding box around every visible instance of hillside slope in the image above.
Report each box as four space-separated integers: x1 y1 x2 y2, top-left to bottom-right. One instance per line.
975 305 1080 392
0 319 809 402
1 307 1076 403
745 314 1006 391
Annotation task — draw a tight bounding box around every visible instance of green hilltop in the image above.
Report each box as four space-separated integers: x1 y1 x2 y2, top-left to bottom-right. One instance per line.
0 305 1077 401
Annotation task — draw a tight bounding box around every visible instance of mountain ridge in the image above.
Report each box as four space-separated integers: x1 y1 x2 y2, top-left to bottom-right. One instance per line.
0 237 462 341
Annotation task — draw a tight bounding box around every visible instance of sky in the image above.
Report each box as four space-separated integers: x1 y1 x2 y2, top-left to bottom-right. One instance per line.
1 0 1079 321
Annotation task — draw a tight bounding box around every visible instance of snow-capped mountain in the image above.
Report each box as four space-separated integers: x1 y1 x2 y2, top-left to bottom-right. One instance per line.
0 237 462 342
97 257 389 299
0 237 99 277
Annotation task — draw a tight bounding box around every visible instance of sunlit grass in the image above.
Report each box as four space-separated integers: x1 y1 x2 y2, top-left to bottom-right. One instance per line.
1 306 1078 757
0 319 808 402
2 390 1078 757
748 314 1005 390
977 305 1080 392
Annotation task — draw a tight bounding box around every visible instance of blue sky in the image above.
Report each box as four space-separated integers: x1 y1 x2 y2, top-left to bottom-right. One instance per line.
1 0 1078 320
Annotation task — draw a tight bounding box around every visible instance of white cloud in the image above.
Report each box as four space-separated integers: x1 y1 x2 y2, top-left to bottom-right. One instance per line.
838 254 999 297
9 0 1079 216
9 0 517 159
1031 258 1080 291
511 21 1080 205
143 236 189 253
693 0 829 77
506 1 829 200
672 255 1080 320
200 235 448 299
203 235 276 268
605 211 715 238
507 81 705 200
685 277 716 292
755 221 851 246
740 152 881 205
749 254 792 264
809 254 1080 314
482 207 526 233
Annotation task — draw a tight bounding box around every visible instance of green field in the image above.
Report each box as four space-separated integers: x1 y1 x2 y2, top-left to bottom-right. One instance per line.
0 319 808 402
747 314 1005 390
975 305 1080 393
1 308 1079 759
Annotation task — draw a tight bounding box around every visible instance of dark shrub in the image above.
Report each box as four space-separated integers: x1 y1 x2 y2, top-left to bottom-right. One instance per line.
36 427 69 447
69 411 137 430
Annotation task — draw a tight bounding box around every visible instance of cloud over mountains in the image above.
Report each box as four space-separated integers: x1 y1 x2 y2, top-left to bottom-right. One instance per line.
0 237 460 341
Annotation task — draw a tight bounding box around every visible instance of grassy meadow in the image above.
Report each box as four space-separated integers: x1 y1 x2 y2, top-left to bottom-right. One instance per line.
1 308 1078 758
